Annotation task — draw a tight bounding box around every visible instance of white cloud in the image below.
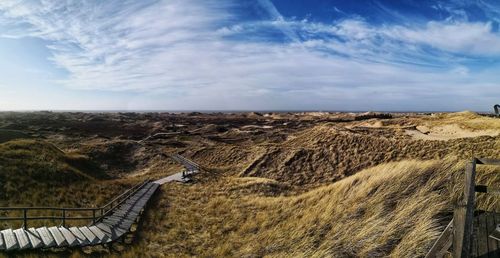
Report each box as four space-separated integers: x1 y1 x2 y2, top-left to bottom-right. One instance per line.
0 0 499 111
304 18 500 57
389 22 500 55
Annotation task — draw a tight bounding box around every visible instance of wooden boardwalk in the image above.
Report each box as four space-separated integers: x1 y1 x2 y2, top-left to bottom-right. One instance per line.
154 153 200 184
0 154 199 252
471 211 500 257
0 181 159 251
426 158 500 258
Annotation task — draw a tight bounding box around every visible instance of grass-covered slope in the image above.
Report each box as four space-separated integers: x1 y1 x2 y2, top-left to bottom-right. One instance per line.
0 140 96 183
123 158 500 258
187 112 500 186
0 129 32 144
0 140 130 226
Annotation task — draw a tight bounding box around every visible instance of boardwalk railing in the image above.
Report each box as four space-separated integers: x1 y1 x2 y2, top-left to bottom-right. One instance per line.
168 153 200 171
426 158 500 258
0 180 150 230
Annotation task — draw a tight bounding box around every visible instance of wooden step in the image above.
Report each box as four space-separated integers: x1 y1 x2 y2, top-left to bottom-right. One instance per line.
68 227 89 246
13 229 30 250
0 180 160 251
48 226 67 247
78 226 98 245
58 227 78 247
89 226 109 242
26 228 43 249
118 220 134 231
95 223 112 236
1 229 19 251
36 227 55 247
112 226 127 238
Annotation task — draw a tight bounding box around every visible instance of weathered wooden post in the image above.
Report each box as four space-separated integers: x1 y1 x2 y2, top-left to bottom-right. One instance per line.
453 159 476 258
23 209 27 230
62 209 66 227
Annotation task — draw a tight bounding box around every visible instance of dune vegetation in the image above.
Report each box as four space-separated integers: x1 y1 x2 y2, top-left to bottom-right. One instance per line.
0 111 499 257
116 158 500 257
0 140 133 231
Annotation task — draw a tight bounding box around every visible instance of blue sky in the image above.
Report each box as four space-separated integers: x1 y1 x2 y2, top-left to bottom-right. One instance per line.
0 0 499 111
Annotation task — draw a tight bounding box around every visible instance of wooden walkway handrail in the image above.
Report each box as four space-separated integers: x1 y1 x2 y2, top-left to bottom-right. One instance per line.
0 181 160 251
0 180 151 229
0 153 198 252
426 157 500 258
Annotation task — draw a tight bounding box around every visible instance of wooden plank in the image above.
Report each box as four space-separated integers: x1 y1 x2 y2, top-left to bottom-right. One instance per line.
0 231 5 250
109 215 133 222
1 229 19 251
472 215 478 257
36 227 56 247
486 213 500 257
100 221 126 238
58 227 78 247
425 220 453 258
13 229 31 250
48 226 67 247
78 226 98 244
95 223 112 236
107 216 126 223
117 212 139 219
476 213 489 257
491 216 500 242
454 206 467 257
114 210 132 216
476 158 500 166
454 160 477 258
103 219 120 226
88 226 109 242
118 220 134 231
26 228 43 249
475 185 500 195
68 227 89 246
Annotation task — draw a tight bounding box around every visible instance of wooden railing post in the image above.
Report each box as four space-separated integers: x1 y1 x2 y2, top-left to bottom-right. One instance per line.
453 159 476 258
0 180 150 230
23 209 27 230
62 210 66 227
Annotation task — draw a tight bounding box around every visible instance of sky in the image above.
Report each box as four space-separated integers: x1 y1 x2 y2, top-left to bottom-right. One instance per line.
0 0 499 111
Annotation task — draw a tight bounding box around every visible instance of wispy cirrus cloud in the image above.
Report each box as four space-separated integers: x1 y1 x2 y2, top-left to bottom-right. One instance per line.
0 0 499 111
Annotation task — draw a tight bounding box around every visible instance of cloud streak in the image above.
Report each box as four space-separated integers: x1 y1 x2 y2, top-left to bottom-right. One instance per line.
0 0 499 111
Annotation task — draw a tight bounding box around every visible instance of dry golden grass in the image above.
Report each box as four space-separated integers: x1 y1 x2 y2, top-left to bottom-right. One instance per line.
231 124 499 185
115 157 500 257
423 111 500 131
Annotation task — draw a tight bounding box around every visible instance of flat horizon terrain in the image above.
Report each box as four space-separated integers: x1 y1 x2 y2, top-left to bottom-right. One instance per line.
0 111 499 257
